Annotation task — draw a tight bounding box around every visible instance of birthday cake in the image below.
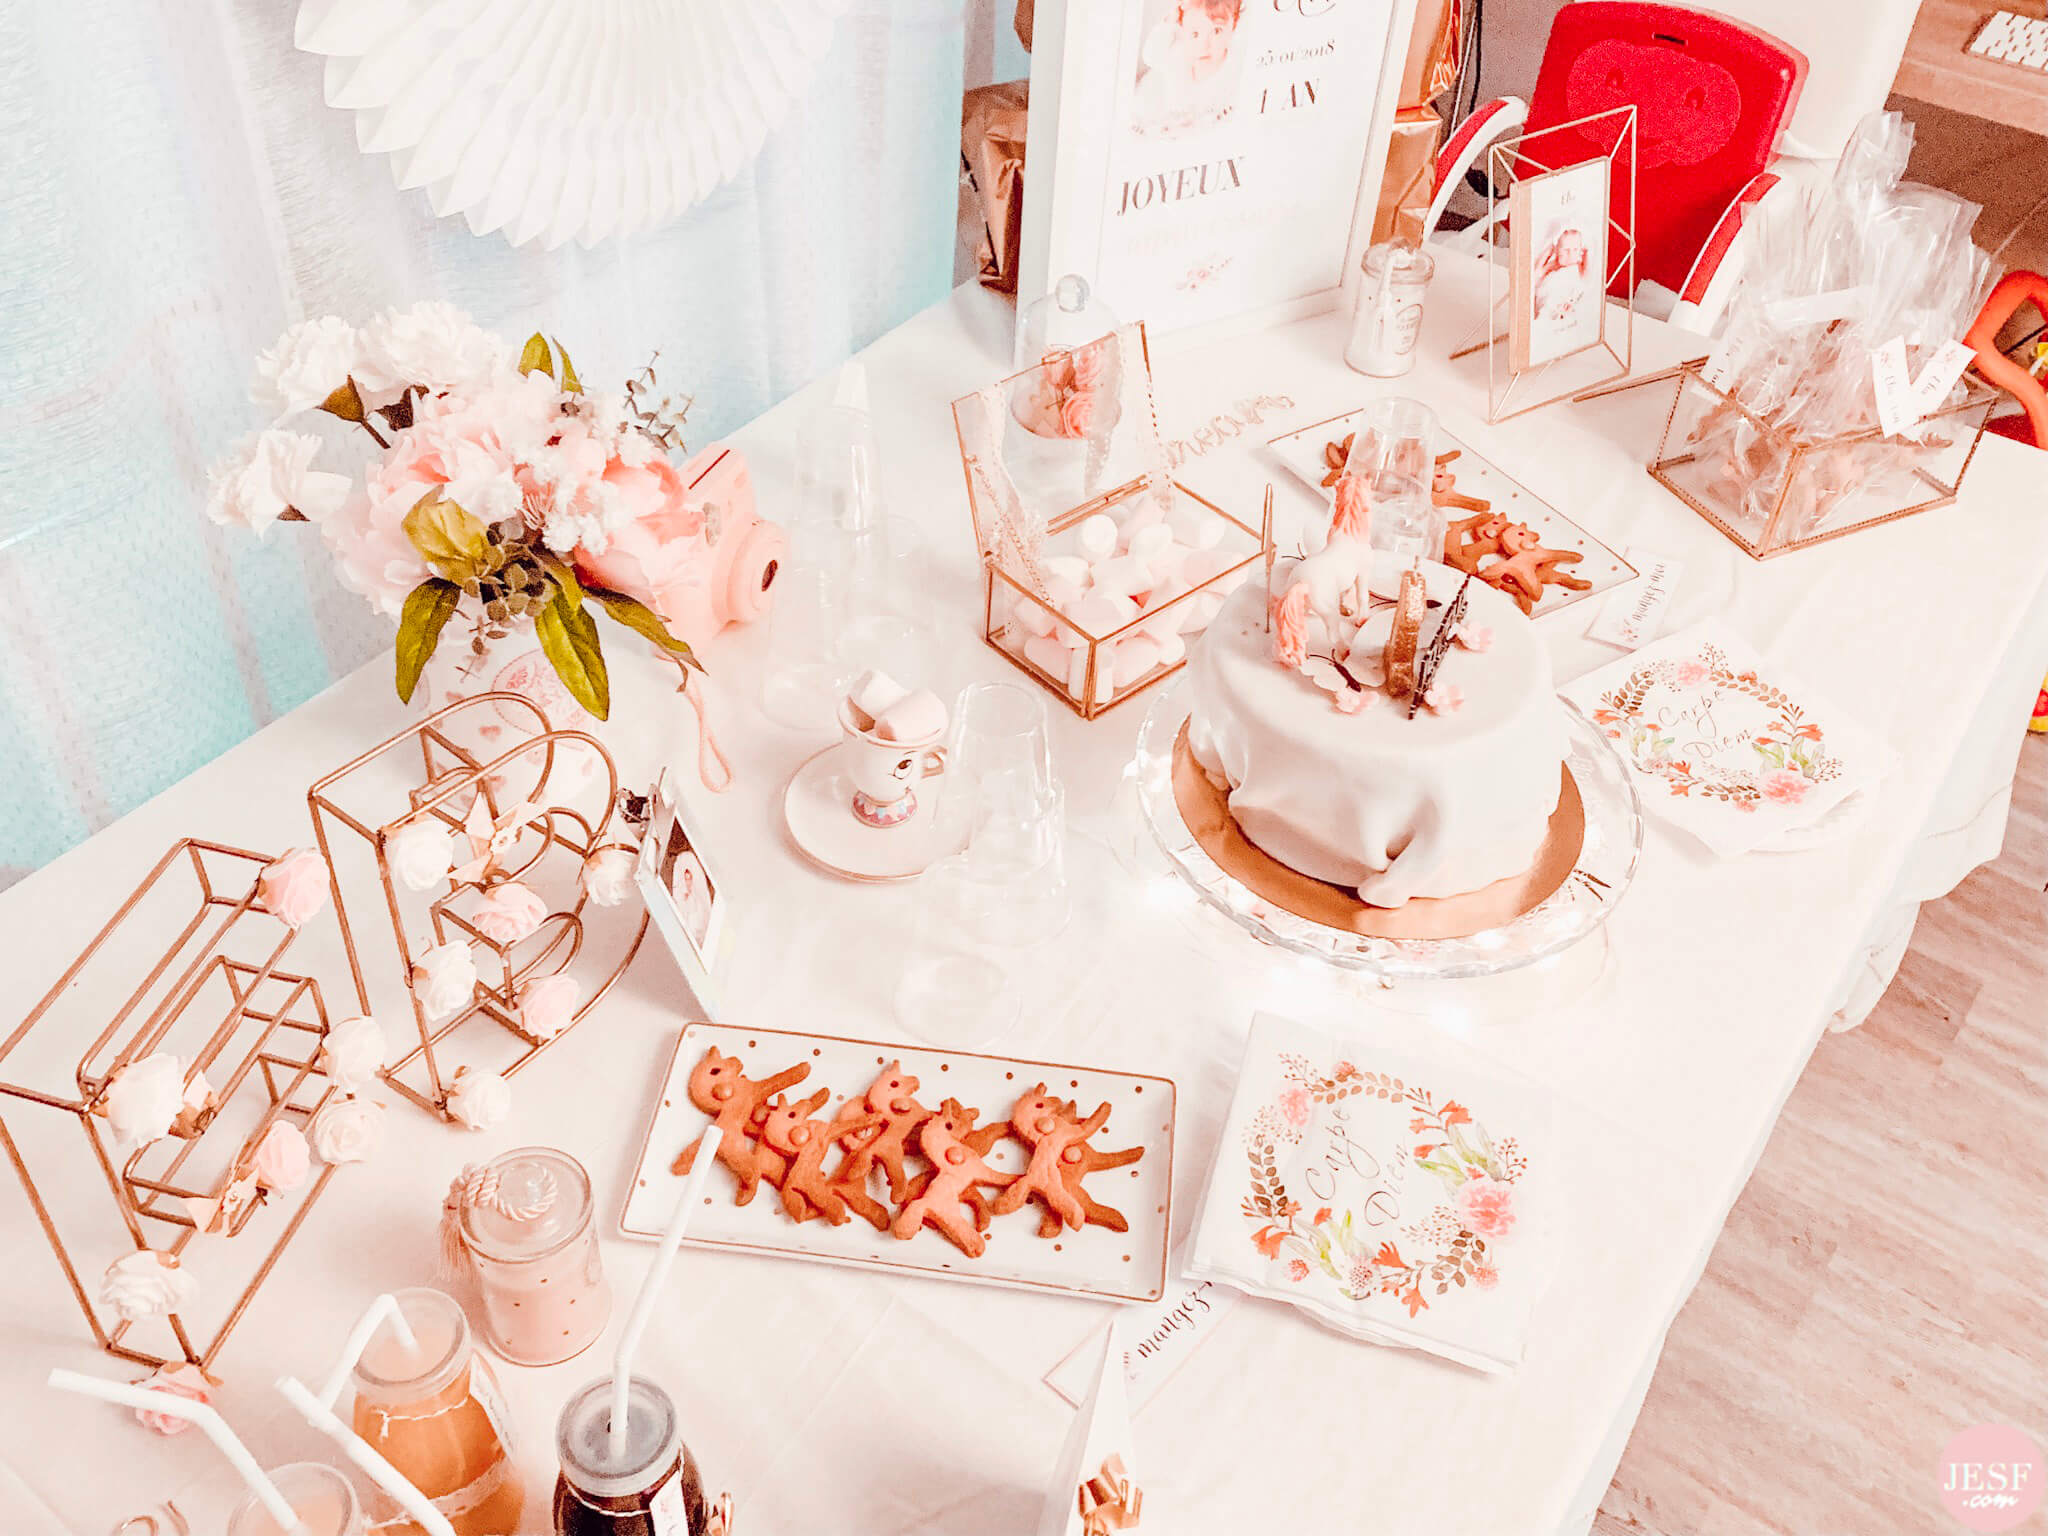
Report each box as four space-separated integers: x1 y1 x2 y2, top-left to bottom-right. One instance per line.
1186 500 1567 906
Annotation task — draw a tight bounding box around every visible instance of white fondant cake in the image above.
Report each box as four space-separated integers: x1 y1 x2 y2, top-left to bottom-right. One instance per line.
1186 556 1566 906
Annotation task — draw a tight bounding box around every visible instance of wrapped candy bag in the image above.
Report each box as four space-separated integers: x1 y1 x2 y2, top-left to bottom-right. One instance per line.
1673 112 2001 552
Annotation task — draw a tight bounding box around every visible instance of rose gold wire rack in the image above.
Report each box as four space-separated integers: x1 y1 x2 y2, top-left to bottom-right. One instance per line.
306 693 648 1123
0 838 347 1369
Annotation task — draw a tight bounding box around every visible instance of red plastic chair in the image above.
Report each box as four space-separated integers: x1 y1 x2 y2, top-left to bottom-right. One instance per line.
1430 2 1807 322
1965 272 2048 449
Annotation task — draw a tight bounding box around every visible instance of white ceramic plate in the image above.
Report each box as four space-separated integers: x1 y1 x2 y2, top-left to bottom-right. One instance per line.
621 1024 1178 1302
1266 411 1636 620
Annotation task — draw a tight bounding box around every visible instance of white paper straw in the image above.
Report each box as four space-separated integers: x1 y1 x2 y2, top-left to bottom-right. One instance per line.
276 1375 455 1536
317 1292 419 1410
610 1124 723 1459
48 1369 301 1532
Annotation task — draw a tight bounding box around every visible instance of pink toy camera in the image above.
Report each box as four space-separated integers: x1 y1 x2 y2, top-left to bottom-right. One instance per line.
668 445 785 649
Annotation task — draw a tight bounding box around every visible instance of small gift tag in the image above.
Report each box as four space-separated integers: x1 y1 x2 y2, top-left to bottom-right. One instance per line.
1044 1265 1240 1409
1585 548 1684 651
1872 336 1976 440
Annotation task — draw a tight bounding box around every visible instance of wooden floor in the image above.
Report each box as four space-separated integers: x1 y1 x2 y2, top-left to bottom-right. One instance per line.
1596 737 2048 1534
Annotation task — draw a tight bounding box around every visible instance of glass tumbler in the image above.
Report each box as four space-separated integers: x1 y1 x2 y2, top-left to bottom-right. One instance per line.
458 1147 610 1367
839 514 936 688
931 682 1056 853
228 1464 364 1536
1342 396 1441 564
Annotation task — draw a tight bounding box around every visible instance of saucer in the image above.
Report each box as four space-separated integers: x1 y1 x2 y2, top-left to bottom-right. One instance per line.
783 743 959 882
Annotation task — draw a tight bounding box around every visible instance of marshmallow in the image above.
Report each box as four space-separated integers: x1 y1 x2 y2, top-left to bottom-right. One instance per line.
1152 630 1187 668
1042 555 1092 588
876 687 947 744
1138 576 1192 644
1090 554 1153 601
1109 633 1165 688
1068 592 1139 638
1127 525 1173 564
1025 630 1078 679
1179 592 1224 633
1120 501 1167 538
1077 514 1118 561
847 669 911 731
1010 593 1059 638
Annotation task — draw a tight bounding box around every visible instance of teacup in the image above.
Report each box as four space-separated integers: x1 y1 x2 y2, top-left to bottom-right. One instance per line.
837 700 947 828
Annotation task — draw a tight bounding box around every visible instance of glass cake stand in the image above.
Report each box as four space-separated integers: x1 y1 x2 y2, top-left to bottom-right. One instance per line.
1130 679 1642 984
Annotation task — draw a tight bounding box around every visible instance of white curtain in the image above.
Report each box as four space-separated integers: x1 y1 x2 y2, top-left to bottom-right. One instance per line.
0 0 966 885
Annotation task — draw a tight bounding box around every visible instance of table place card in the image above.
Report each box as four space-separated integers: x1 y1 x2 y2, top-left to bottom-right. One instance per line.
1585 547 1685 650
1044 1266 1242 1410
1186 1014 1557 1374
1561 622 1888 858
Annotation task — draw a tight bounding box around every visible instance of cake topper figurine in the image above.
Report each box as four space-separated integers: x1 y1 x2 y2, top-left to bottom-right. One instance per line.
1270 472 1372 672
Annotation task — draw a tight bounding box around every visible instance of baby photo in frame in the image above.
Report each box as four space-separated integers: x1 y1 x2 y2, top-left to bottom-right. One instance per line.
636 768 728 1010
1507 157 1609 372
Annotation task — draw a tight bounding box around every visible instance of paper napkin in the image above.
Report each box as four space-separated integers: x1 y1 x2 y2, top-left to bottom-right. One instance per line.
1559 621 1889 857
1187 1013 1556 1374
1038 1322 1142 1536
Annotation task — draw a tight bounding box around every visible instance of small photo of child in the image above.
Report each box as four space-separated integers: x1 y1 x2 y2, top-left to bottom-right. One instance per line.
1130 0 1246 138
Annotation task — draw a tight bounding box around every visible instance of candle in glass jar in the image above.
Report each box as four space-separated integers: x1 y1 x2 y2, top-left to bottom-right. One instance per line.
227 1463 365 1536
553 1376 708 1536
458 1147 611 1366
349 1287 523 1536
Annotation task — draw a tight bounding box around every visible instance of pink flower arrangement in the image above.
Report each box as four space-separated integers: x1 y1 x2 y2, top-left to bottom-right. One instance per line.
1758 767 1811 807
207 306 704 719
1453 1175 1517 1239
257 848 330 928
132 1364 216 1437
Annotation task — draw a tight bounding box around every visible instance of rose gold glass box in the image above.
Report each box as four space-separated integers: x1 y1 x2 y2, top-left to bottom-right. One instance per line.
1647 360 1996 559
952 322 1268 719
0 840 348 1368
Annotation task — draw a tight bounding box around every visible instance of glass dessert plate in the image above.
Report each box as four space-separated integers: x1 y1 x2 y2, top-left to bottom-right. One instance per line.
1132 680 1642 982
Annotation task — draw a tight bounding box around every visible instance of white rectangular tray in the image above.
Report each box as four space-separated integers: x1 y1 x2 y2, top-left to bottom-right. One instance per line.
1266 410 1636 619
621 1024 1178 1303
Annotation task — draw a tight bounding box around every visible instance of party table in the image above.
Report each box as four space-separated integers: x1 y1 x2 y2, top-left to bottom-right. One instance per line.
5 256 2046 1536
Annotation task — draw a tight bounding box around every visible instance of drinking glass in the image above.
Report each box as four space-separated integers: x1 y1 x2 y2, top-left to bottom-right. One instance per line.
1342 396 1441 564
839 514 936 688
893 854 1027 1046
228 1465 364 1536
931 682 1056 853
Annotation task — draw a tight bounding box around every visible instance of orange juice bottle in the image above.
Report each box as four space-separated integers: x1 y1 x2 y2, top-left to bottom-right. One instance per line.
349 1287 524 1536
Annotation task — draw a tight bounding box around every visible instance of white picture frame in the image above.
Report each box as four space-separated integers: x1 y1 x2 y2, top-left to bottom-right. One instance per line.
636 769 729 1013
1508 157 1610 372
1020 0 1419 342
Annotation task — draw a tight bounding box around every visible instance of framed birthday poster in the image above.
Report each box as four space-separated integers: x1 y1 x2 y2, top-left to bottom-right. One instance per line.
1507 157 1608 371
1019 0 1418 339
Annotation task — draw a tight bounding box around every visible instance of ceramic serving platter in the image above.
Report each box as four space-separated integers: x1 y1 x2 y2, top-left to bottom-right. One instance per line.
1266 410 1635 619
621 1024 1177 1303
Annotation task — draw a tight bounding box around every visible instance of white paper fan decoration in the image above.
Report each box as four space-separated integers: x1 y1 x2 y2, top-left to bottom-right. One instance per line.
295 0 852 250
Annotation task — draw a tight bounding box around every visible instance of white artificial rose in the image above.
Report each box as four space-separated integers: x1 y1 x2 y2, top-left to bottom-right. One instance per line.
103 1053 191 1148
317 1016 386 1091
579 846 637 907
446 1066 510 1131
411 941 478 1021
309 1095 384 1164
205 429 350 534
388 819 454 891
473 881 548 945
100 1250 195 1323
252 315 364 416
363 302 507 394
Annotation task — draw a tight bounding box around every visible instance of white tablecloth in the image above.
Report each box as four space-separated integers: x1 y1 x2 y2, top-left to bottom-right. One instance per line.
4 263 2045 1535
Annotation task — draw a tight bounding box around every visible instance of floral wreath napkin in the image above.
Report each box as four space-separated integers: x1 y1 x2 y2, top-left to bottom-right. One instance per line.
1560 621 1890 858
1188 1014 1557 1374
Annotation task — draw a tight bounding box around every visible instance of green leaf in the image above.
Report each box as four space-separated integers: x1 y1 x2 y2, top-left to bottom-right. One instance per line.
320 378 366 424
584 585 695 664
536 590 610 720
536 550 584 610
394 579 461 704
554 338 581 394
519 332 554 378
403 492 491 582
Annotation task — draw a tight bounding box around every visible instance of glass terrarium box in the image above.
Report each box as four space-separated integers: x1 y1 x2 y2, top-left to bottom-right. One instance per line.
1648 360 1996 559
951 322 1267 719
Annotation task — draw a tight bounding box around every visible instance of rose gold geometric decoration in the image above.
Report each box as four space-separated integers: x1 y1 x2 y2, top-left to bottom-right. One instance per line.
0 839 349 1369
307 693 648 1122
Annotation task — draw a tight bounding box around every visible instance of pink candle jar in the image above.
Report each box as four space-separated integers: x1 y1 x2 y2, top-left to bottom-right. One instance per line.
458 1146 611 1366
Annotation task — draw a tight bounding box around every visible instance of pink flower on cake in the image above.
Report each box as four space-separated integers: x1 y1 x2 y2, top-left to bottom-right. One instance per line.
1286 1258 1310 1282
245 1121 310 1192
1057 389 1099 439
1423 681 1465 716
1759 768 1810 807
1277 1085 1312 1129
1456 624 1494 653
472 881 547 945
517 973 581 1041
1454 1176 1517 1239
132 1364 216 1436
257 848 330 928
